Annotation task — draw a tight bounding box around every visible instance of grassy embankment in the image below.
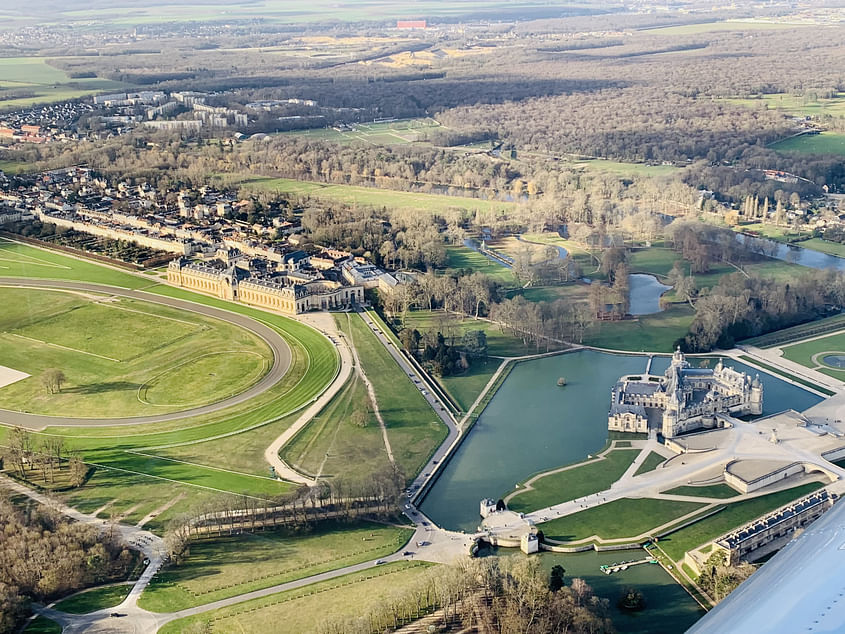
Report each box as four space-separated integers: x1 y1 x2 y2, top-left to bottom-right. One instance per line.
140 521 413 612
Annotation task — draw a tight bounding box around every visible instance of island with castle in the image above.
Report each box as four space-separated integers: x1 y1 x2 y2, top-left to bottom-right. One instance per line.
608 348 763 438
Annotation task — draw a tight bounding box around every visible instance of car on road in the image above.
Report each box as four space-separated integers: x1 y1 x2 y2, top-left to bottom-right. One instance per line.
403 551 413 556
416 541 427 547
375 559 387 565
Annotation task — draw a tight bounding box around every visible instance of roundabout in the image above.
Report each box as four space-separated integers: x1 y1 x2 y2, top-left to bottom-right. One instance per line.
0 278 292 429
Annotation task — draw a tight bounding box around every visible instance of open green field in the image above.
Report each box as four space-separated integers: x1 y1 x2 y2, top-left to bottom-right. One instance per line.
781 331 845 369
401 309 557 357
771 132 845 156
158 560 433 634
237 176 515 216
0 58 127 111
445 245 517 285
658 481 824 561
662 484 740 499
140 521 413 612
439 357 500 412
794 237 845 258
633 451 666 477
0 239 341 522
0 159 33 175
576 159 679 178
539 497 706 542
737 355 834 395
736 222 811 242
337 313 446 481
280 374 391 480
0 287 272 417
584 304 695 353
53 584 131 614
506 449 641 513
723 92 845 118
279 117 442 145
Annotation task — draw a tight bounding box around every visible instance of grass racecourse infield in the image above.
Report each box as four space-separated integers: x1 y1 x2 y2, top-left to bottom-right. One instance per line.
0 236 340 524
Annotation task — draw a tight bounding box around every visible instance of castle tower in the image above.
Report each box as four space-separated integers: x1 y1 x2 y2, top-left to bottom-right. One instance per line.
750 374 763 415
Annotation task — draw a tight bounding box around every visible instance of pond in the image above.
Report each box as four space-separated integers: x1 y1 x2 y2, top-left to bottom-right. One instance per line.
419 350 823 533
476 545 704 632
628 274 672 316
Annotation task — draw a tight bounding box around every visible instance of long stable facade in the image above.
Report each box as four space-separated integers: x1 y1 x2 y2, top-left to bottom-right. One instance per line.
167 258 363 315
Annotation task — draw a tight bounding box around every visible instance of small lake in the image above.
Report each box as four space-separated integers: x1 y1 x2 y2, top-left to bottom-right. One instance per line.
420 350 823 532
629 274 672 316
738 233 845 271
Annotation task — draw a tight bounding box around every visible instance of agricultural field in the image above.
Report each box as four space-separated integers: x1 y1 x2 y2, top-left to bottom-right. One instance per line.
770 132 845 156
0 287 272 417
336 312 446 481
506 448 641 513
140 521 413 612
237 177 515 216
576 159 680 178
645 20 809 36
0 57 127 111
538 497 706 542
158 561 433 634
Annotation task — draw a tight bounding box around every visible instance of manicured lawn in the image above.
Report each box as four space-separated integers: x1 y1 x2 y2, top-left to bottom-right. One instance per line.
662 484 740 499
279 117 440 145
53 584 131 614
22 616 61 633
139 521 413 612
658 482 824 561
280 374 391 480
583 304 695 353
439 357 501 412
239 176 514 216
795 237 845 258
445 245 517 285
0 287 271 417
0 236 149 287
401 309 557 357
771 132 845 156
633 451 666 477
781 331 845 368
338 313 447 481
737 356 834 395
158 561 433 634
538 497 706 542
506 449 641 513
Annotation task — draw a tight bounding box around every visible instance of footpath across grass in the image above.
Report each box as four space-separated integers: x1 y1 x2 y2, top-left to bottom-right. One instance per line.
658 481 824 561
158 561 433 634
140 520 413 613
53 584 131 614
338 313 447 481
506 449 641 513
539 497 706 542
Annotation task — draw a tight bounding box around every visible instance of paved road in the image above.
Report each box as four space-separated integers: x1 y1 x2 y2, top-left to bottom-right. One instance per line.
0 279 292 429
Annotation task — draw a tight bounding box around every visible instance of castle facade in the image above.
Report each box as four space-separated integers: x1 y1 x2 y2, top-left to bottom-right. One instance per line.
608 349 763 438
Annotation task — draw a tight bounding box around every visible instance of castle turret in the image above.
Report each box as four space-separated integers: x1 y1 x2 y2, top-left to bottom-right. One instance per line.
750 374 763 415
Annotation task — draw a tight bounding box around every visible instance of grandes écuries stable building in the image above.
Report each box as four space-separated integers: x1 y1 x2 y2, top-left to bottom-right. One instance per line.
608 349 763 438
